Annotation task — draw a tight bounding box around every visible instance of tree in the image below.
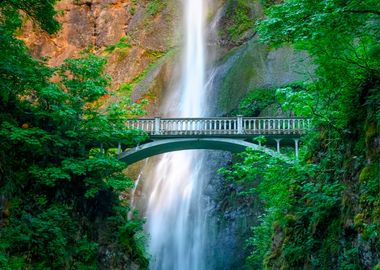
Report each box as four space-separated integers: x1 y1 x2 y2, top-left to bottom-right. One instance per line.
223 0 380 268
0 1 148 268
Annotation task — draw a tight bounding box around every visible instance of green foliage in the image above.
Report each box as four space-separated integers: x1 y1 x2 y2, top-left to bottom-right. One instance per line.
146 0 165 16
0 1 149 268
104 36 132 53
0 0 60 34
234 88 277 116
221 0 380 268
223 0 255 41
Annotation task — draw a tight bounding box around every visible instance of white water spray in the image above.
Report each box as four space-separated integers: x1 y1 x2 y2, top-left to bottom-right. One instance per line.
141 0 210 269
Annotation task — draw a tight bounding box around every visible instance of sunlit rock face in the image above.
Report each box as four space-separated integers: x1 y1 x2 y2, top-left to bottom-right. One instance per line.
19 0 178 115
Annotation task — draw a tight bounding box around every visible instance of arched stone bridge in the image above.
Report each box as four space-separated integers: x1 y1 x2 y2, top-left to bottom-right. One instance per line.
117 117 311 165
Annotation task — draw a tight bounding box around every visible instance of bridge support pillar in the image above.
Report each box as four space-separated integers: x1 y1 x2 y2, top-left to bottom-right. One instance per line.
275 139 281 153
154 117 161 135
294 138 300 160
118 142 122 155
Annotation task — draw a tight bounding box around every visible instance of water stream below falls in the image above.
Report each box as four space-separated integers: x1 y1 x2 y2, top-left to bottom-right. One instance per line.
135 0 217 269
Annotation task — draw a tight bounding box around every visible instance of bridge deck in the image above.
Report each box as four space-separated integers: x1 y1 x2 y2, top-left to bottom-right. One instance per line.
126 117 310 138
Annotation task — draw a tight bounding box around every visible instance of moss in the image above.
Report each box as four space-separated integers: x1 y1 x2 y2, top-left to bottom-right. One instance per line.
217 41 267 113
143 49 165 60
372 197 380 220
365 122 377 145
104 37 132 54
145 0 166 17
359 166 372 183
354 213 365 230
222 0 256 42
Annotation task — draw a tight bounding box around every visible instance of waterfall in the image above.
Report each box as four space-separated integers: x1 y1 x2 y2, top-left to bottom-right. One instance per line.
138 0 212 269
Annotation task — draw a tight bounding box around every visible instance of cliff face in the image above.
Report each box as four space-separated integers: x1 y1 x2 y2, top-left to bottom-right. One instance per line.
20 0 178 115
20 0 310 117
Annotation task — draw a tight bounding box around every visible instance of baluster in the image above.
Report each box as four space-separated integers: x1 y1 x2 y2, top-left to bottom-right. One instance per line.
161 120 165 135
274 119 278 134
261 119 263 133
287 119 291 134
280 119 283 133
281 119 284 133
262 119 267 134
302 119 305 133
269 119 272 133
263 119 266 133
268 119 271 133
297 119 300 134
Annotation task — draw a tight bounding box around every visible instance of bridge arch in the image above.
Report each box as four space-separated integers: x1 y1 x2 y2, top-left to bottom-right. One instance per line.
118 138 282 165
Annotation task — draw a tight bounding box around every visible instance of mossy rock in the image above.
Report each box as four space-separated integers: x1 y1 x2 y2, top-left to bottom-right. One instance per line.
213 38 312 115
359 166 372 183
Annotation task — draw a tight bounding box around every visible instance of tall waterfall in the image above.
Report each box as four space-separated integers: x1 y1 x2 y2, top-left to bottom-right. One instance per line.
140 0 210 269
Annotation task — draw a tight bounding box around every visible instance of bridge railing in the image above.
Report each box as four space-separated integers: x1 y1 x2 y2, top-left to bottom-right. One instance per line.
126 117 311 137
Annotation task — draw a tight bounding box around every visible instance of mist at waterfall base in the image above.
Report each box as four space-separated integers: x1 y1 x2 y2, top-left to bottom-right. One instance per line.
131 1 237 269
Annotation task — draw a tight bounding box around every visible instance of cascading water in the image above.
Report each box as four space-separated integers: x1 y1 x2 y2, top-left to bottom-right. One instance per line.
138 0 212 269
